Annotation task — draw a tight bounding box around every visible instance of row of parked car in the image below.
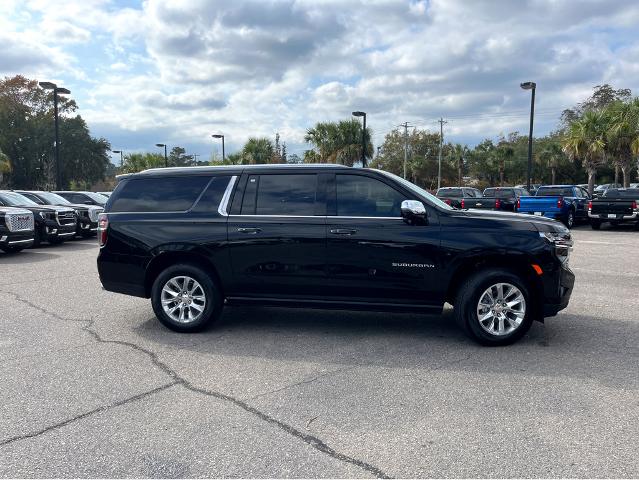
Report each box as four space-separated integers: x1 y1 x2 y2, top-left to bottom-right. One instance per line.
436 184 639 229
0 190 110 253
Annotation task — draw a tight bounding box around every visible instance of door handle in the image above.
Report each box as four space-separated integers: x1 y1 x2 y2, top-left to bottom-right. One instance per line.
330 228 357 235
237 227 261 234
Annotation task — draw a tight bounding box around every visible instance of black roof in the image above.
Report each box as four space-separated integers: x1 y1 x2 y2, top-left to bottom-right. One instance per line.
118 163 353 179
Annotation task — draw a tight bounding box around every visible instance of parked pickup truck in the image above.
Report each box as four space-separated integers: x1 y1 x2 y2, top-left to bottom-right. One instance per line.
469 187 529 211
517 185 589 228
435 187 483 208
588 188 639 229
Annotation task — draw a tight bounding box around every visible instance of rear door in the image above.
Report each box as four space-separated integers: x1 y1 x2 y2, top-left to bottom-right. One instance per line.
324 172 442 307
226 172 327 300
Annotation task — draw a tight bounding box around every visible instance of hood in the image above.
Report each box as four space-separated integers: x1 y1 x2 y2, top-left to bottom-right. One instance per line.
0 206 32 215
450 208 568 233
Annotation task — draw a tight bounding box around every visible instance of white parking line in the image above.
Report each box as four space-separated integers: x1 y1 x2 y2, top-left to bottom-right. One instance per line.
576 240 637 246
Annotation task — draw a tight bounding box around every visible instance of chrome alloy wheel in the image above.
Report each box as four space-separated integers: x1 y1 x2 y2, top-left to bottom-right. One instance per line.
476 283 526 336
161 276 206 324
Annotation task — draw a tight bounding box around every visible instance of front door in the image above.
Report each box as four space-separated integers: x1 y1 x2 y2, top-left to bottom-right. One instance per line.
227 172 327 300
324 172 442 307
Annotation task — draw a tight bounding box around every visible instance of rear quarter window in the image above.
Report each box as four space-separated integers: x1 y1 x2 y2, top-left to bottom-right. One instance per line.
109 176 211 212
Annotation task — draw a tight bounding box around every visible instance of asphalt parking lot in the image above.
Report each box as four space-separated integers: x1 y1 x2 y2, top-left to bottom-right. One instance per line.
1 225 638 478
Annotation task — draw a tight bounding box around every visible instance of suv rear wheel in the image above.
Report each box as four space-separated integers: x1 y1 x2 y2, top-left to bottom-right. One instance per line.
454 268 533 346
151 263 222 332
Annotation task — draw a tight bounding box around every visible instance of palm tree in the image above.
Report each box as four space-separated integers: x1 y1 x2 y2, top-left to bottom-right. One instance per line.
447 143 468 185
562 110 608 195
494 140 514 186
537 143 564 185
0 149 12 187
241 137 273 164
606 98 639 187
305 120 372 166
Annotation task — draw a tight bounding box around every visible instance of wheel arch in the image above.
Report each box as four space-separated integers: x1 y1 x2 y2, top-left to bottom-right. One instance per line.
144 249 223 298
445 253 544 320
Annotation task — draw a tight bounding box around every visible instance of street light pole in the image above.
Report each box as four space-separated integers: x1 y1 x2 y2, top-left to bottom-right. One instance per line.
112 150 124 167
352 111 367 167
155 143 168 167
212 134 225 162
39 81 70 189
521 81 536 192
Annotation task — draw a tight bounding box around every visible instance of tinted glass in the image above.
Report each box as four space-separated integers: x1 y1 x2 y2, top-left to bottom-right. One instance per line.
603 189 639 198
191 176 231 213
376 170 453 210
19 192 45 204
254 174 317 215
337 174 404 217
537 187 574 196
0 192 39 206
438 188 462 197
37 192 71 205
483 188 515 198
110 176 211 212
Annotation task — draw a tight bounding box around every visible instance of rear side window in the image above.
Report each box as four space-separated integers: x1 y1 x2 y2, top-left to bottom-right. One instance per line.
439 188 462 197
604 189 639 198
191 176 231 213
110 176 211 212
336 174 404 217
252 174 318 215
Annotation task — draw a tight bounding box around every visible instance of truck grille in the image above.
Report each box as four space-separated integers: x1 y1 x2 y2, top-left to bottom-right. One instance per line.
6 212 34 232
89 208 102 222
56 211 77 226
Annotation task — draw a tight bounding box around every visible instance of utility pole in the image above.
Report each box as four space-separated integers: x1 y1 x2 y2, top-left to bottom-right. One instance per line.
437 118 447 190
193 154 200 164
399 122 413 179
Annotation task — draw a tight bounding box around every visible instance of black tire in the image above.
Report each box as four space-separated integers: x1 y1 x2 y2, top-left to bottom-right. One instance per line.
80 230 95 238
151 263 223 333
590 220 601 230
454 268 533 346
563 210 575 229
0 246 24 253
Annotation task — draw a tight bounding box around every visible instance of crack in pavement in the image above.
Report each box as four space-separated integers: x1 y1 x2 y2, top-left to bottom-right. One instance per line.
1 290 393 479
0 382 179 447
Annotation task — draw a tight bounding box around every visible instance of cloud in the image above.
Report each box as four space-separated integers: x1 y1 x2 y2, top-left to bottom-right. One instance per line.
2 0 639 157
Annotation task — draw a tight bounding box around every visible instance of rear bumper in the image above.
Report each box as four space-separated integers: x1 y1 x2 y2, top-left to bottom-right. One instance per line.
542 264 575 318
588 212 638 221
97 250 148 298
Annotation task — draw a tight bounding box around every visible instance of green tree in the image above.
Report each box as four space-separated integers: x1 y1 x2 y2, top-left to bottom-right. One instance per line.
562 110 608 194
120 153 166 173
304 119 373 166
0 148 10 186
606 98 639 187
536 142 565 185
242 137 273 164
168 146 194 167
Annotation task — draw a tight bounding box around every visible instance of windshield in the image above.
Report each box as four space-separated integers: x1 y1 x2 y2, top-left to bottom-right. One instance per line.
375 170 453 210
85 192 109 203
37 192 72 205
603 189 639 198
537 187 573 196
483 188 514 198
437 188 462 197
0 192 40 207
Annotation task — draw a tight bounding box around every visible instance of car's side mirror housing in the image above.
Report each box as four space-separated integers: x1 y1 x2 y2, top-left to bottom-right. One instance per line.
401 200 427 225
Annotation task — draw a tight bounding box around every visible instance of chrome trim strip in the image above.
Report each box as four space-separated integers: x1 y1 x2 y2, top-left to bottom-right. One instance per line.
58 232 76 237
8 239 34 245
228 215 400 220
218 176 238 216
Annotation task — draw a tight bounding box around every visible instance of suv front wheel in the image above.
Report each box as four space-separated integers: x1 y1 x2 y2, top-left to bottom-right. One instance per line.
454 268 533 346
151 263 222 332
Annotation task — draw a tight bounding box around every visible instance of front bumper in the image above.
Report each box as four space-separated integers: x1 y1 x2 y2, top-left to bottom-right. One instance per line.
0 230 35 248
77 218 99 233
43 220 77 240
542 264 575 318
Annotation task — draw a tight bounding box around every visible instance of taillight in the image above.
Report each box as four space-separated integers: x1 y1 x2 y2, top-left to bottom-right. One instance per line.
445 199 451 205
516 198 521 209
557 197 564 208
461 198 465 208
98 213 108 247
588 201 592 211
495 198 501 209
632 200 638 210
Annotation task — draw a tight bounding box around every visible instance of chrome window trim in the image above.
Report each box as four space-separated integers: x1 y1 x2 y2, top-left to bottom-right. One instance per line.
217 176 238 217
228 214 401 220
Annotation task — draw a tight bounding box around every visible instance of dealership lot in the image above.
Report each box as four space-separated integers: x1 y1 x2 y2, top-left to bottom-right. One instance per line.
0 226 638 478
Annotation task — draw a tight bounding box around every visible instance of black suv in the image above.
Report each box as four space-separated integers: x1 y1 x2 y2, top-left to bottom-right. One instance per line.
0 191 77 245
17 191 103 238
98 165 575 346
0 206 35 252
54 191 109 207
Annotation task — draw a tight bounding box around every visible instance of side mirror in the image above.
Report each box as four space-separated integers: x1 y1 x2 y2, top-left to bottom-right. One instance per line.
401 200 427 225
84 201 93 205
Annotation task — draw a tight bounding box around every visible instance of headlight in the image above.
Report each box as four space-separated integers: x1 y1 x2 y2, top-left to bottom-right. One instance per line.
39 212 47 219
539 231 572 264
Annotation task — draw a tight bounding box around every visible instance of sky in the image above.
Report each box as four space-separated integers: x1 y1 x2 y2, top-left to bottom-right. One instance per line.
2 0 639 164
